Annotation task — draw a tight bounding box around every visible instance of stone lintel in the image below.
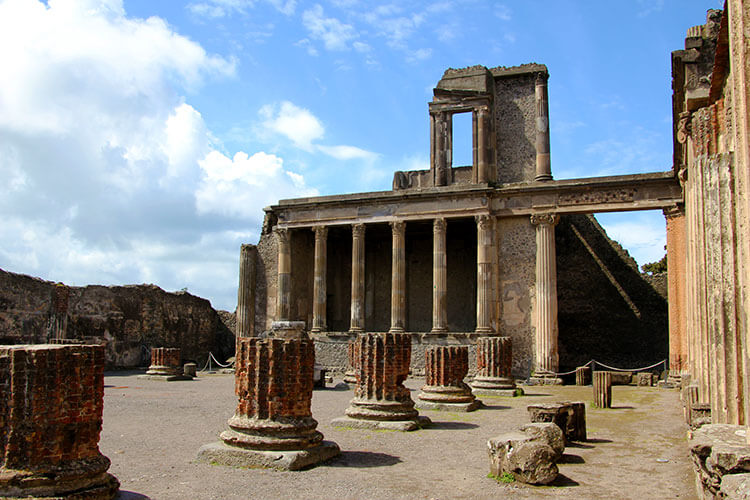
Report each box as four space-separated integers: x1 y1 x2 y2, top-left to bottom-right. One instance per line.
331 415 431 432
196 441 340 471
270 172 681 228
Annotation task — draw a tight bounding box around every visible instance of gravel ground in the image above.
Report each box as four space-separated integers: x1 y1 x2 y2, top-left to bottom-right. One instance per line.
101 371 697 500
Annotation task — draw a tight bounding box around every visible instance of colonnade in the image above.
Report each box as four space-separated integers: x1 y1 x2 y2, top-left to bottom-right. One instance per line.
272 213 561 374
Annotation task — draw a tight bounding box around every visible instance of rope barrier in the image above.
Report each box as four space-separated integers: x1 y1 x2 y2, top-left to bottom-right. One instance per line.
197 352 234 372
208 352 233 368
548 358 666 377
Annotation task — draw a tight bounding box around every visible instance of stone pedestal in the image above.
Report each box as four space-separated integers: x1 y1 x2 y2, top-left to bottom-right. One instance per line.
343 340 357 386
575 366 591 386
417 346 480 412
140 347 191 381
332 333 431 431
197 335 340 470
471 336 521 396
593 371 612 408
0 345 119 500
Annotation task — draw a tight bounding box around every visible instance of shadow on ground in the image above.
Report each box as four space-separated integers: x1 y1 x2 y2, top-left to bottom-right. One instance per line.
117 491 151 500
328 451 402 468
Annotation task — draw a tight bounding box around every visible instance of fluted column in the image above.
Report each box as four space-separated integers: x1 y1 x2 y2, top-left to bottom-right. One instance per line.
531 213 560 376
471 336 517 393
350 224 366 333
237 244 257 338
275 227 291 322
475 215 495 333
432 218 448 332
390 220 406 333
432 112 450 186
476 105 490 183
417 346 479 411
534 72 552 181
311 226 328 333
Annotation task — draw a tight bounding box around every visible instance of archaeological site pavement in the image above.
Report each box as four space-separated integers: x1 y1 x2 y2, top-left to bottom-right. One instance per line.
102 372 696 500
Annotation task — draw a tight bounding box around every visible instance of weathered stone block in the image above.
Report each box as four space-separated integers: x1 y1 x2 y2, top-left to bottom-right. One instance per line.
636 372 655 386
488 432 558 485
690 424 750 499
520 423 565 461
527 401 586 443
0 344 119 499
575 366 591 386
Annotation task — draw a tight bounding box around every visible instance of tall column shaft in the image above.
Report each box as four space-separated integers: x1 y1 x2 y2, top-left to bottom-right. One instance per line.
534 72 552 181
476 106 490 183
475 215 495 333
237 244 257 338
664 207 688 373
311 226 328 333
531 213 560 374
350 224 366 332
390 221 406 332
275 227 291 322
432 218 448 332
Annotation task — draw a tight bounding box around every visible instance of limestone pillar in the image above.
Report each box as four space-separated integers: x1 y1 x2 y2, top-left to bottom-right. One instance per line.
350 224 366 333
531 213 560 377
593 371 612 409
475 214 495 334
0 345 119 499
417 346 480 411
664 206 688 375
476 106 490 183
432 218 448 333
311 226 328 333
390 220 406 333
198 333 340 470
236 244 257 338
534 72 552 181
471 336 519 395
275 227 291 322
333 333 431 431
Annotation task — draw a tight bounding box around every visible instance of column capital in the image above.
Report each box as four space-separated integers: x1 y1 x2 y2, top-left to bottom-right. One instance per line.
312 225 328 240
663 205 685 219
535 71 549 85
475 214 494 230
530 213 560 226
433 217 446 232
352 223 366 238
274 226 290 243
390 220 406 234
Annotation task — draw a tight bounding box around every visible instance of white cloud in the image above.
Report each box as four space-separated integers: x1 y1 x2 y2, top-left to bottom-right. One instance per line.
302 4 358 51
595 212 666 267
317 145 378 161
188 0 295 18
260 101 325 150
196 150 317 218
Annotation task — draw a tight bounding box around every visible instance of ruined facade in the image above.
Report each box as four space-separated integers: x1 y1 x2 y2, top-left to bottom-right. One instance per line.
240 64 680 379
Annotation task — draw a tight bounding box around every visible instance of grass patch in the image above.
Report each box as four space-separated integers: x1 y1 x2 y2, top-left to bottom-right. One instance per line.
488 472 515 483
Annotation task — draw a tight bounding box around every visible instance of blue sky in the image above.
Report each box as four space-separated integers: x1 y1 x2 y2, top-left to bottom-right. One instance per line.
0 0 720 311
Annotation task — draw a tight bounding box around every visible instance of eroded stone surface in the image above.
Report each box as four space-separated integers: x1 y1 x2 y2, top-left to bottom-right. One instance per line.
488 432 558 485
418 346 480 411
690 424 750 499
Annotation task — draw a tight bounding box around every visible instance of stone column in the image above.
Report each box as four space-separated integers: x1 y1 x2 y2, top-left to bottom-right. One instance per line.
143 347 190 380
417 346 480 411
236 244 257 338
311 226 328 333
350 224 366 333
343 339 357 385
333 333 431 431
275 227 291 322
476 105 490 183
390 220 406 333
593 371 612 409
432 218 448 333
475 215 495 334
471 336 519 395
50 283 69 341
433 112 450 186
534 72 552 181
197 332 340 470
575 366 591 386
0 345 119 499
531 213 560 379
664 206 688 377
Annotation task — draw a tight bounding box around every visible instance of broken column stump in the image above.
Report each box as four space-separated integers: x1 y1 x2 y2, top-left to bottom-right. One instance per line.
197 330 340 470
575 365 591 386
0 344 120 499
636 372 655 387
139 347 191 381
343 339 357 386
593 371 612 408
332 332 431 431
471 336 522 396
488 425 561 485
526 401 586 444
416 345 481 412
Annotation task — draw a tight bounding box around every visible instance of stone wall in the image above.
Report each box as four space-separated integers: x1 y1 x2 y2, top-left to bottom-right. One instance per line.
0 268 234 368
556 214 668 372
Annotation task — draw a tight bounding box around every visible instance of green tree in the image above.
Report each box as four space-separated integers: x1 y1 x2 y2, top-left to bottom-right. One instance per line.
641 254 667 274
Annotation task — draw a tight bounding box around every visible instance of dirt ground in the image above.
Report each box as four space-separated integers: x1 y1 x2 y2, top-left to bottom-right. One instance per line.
101 371 697 500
